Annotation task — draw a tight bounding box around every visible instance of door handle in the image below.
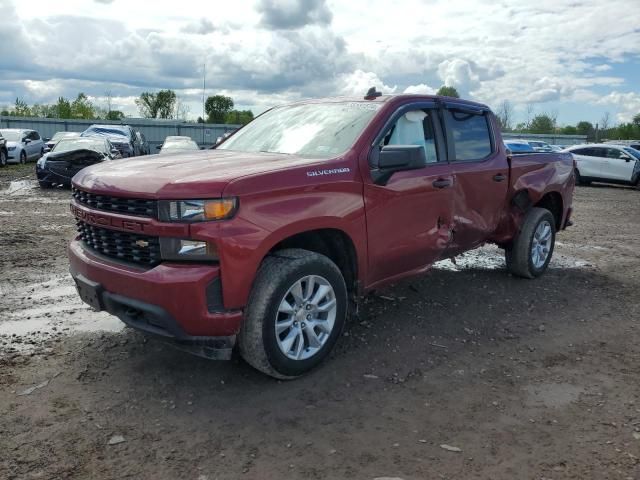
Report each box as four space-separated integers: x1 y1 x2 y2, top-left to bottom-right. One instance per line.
432 178 452 189
493 173 507 182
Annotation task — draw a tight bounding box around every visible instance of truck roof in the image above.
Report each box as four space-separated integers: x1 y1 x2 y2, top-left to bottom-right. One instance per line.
283 94 490 110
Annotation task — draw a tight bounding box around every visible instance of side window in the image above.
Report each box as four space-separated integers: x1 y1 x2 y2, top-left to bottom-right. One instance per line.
606 148 624 159
445 110 492 161
591 148 608 158
30 131 40 141
380 109 439 163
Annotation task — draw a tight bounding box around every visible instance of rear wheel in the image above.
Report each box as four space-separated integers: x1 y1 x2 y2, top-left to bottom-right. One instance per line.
575 169 590 186
505 207 556 279
19 151 26 164
0 150 6 167
239 248 348 379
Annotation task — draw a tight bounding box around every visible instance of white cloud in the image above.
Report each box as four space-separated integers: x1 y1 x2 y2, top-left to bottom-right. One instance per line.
337 70 396 97
0 0 639 124
403 83 436 95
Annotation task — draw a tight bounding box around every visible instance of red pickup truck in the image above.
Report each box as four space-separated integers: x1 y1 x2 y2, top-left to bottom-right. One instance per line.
69 92 575 378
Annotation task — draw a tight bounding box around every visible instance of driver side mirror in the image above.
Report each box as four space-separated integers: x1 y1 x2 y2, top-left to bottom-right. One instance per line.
44 147 51 153
44 137 50 142
372 145 427 185
621 154 632 162
23 138 31 144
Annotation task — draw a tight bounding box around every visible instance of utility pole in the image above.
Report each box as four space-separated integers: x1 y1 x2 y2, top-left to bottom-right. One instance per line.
202 63 206 146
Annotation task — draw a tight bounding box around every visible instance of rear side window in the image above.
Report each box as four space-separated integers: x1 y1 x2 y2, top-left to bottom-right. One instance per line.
590 147 608 158
446 110 492 161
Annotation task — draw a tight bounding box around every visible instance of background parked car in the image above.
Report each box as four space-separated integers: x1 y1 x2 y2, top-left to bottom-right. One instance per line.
44 131 80 152
36 136 122 188
157 137 200 155
136 131 150 155
564 144 640 187
527 140 554 152
81 124 141 157
0 128 45 164
504 141 535 153
0 132 7 167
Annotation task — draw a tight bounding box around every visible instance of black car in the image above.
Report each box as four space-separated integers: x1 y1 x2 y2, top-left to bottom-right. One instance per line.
0 133 7 167
81 124 141 158
44 131 80 151
36 137 121 188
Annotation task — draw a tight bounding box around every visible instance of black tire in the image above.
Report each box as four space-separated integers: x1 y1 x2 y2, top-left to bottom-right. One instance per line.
505 207 556 279
38 180 53 189
19 151 26 164
239 248 348 379
0 150 6 167
575 169 590 186
40 148 44 158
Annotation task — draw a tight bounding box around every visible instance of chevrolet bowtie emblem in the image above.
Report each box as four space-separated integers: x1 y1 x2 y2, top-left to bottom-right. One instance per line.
135 239 149 248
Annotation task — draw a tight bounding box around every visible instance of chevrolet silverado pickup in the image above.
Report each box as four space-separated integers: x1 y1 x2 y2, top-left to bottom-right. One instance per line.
68 91 575 378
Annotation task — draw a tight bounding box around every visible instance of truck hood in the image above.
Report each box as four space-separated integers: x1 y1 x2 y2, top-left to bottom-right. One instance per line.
72 149 324 198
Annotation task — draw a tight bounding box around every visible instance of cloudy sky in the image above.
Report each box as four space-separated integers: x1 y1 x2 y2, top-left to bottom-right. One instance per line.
1 0 639 125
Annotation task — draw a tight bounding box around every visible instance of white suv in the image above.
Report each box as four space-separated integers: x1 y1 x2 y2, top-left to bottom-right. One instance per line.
565 144 640 188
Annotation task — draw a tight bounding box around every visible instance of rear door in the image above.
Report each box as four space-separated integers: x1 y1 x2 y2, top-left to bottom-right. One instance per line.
603 148 636 182
442 105 509 256
364 103 454 285
572 147 603 178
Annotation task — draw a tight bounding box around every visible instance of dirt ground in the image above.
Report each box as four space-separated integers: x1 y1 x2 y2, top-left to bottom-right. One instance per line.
1 163 639 480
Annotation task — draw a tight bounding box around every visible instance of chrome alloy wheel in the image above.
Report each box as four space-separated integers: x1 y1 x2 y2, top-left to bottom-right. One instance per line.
531 220 552 269
275 275 337 361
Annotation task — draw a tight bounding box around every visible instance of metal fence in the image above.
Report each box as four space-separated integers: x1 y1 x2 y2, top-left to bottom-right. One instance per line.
502 132 587 146
0 116 240 150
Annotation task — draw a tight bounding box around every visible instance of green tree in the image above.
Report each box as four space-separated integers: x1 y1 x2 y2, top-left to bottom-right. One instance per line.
576 121 595 139
105 110 125 120
135 90 177 119
436 86 460 98
14 97 31 116
633 113 640 127
71 93 95 119
225 109 254 125
55 97 72 118
528 114 555 134
205 95 234 123
560 125 578 135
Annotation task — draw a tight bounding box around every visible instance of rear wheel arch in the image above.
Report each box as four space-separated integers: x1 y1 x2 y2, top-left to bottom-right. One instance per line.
535 191 563 230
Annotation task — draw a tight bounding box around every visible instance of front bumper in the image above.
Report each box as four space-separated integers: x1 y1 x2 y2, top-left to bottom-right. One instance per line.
68 239 243 357
37 165 72 185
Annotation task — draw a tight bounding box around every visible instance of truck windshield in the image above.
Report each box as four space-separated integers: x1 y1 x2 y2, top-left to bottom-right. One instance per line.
218 102 380 158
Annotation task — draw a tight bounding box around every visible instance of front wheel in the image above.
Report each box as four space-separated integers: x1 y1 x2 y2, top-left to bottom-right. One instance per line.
239 248 347 379
38 180 53 189
505 207 556 279
19 151 26 164
0 150 6 167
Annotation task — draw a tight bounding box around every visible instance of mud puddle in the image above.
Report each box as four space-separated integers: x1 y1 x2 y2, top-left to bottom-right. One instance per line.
0 274 124 352
434 244 592 272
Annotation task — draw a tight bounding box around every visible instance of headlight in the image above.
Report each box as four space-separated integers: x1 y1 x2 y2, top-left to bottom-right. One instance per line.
37 157 46 168
159 238 218 261
160 198 238 222
8 146 16 151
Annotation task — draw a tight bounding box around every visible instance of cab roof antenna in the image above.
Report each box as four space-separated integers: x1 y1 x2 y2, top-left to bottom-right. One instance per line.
364 87 382 100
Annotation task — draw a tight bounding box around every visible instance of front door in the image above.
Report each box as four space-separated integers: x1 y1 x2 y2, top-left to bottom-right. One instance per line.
364 106 454 286
604 148 636 182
